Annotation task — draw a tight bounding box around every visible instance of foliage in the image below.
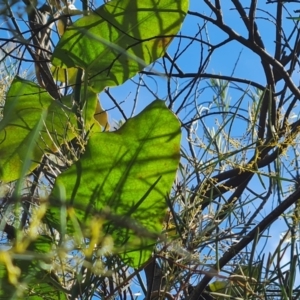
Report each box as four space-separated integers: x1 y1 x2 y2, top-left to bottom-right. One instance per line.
0 0 184 298
2 0 300 300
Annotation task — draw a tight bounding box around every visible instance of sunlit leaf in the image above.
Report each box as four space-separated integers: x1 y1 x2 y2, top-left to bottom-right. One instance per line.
0 77 98 182
47 100 181 267
209 280 229 293
94 101 110 131
0 77 53 182
52 0 189 92
51 65 78 85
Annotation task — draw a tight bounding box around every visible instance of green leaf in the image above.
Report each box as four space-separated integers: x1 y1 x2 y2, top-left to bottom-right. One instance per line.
47 100 181 267
0 77 98 182
52 0 189 92
51 65 78 85
209 280 229 293
0 77 53 182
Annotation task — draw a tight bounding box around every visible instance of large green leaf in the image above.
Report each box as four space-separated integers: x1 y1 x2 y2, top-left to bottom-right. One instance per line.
47 100 181 267
52 0 188 92
0 77 98 182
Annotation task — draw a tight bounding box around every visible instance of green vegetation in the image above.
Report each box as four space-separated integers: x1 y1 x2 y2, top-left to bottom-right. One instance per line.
1 0 300 299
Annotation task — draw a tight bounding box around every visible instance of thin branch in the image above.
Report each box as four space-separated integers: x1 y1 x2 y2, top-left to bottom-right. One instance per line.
188 186 300 300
